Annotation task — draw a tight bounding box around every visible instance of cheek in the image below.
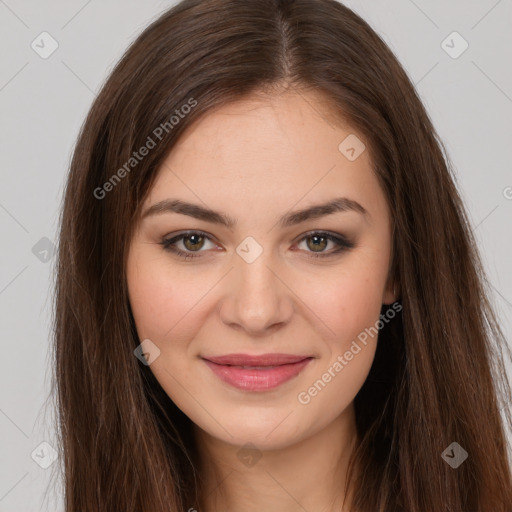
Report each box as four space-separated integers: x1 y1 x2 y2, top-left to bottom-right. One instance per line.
293 269 385 424
127 249 209 344
293 259 388 356
125 240 389 445
128 240 389 355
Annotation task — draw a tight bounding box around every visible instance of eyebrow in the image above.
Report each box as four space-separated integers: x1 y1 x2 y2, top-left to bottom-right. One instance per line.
141 196 369 229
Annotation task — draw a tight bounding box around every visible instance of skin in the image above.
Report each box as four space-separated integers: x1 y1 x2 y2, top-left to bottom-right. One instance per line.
126 88 396 512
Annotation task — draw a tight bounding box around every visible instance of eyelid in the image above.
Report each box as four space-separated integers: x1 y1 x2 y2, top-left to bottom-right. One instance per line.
161 229 219 248
160 229 355 260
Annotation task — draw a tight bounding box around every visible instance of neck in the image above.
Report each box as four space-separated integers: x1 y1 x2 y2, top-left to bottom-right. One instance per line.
193 403 359 512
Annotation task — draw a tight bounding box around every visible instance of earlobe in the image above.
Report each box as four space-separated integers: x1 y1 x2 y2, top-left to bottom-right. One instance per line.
392 281 400 303
382 278 399 305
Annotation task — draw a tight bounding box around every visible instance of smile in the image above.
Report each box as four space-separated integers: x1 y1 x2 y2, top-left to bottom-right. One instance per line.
201 354 314 391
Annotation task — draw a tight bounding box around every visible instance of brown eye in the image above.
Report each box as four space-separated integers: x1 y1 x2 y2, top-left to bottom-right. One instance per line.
161 230 355 261
305 234 329 253
296 231 355 258
161 230 217 260
182 233 206 251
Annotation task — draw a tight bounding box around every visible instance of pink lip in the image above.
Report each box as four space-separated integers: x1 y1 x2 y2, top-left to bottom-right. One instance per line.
201 353 314 391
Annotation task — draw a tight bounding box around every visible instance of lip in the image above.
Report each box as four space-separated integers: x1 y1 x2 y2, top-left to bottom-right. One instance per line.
201 353 314 391
203 353 311 366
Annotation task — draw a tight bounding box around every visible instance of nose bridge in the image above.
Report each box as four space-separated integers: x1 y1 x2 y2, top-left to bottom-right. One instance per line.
219 237 293 334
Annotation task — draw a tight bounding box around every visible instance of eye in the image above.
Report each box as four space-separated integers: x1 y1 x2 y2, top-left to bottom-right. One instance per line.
294 231 355 258
160 230 355 260
160 230 217 260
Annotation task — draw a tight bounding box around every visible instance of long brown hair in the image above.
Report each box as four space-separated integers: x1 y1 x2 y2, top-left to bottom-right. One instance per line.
50 0 512 510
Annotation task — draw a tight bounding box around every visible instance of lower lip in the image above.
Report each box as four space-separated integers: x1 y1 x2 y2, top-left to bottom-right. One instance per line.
203 358 313 391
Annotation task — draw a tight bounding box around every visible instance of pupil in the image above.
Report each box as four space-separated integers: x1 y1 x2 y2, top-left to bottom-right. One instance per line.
309 235 326 252
185 234 203 250
182 235 328 253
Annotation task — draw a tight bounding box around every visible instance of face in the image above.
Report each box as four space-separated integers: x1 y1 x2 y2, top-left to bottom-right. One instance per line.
126 89 396 451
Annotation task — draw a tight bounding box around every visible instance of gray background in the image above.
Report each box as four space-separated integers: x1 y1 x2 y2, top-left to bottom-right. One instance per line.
1 0 511 510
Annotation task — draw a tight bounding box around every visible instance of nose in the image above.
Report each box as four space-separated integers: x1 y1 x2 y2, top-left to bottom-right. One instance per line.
218 251 294 336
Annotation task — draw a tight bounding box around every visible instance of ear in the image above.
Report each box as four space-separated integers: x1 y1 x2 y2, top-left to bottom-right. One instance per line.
382 274 399 305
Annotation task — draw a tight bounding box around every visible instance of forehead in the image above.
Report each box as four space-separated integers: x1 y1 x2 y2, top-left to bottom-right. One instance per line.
147 90 387 222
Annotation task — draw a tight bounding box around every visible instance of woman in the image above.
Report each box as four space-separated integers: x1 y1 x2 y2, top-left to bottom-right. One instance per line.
51 0 512 510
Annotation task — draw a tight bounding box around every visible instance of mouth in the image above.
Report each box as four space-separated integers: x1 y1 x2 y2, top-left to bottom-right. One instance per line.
201 353 314 392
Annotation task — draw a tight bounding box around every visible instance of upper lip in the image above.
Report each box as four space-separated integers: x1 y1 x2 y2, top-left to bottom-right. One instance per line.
202 353 313 366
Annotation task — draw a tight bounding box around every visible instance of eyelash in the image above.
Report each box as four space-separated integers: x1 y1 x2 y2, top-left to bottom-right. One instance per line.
160 230 355 260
